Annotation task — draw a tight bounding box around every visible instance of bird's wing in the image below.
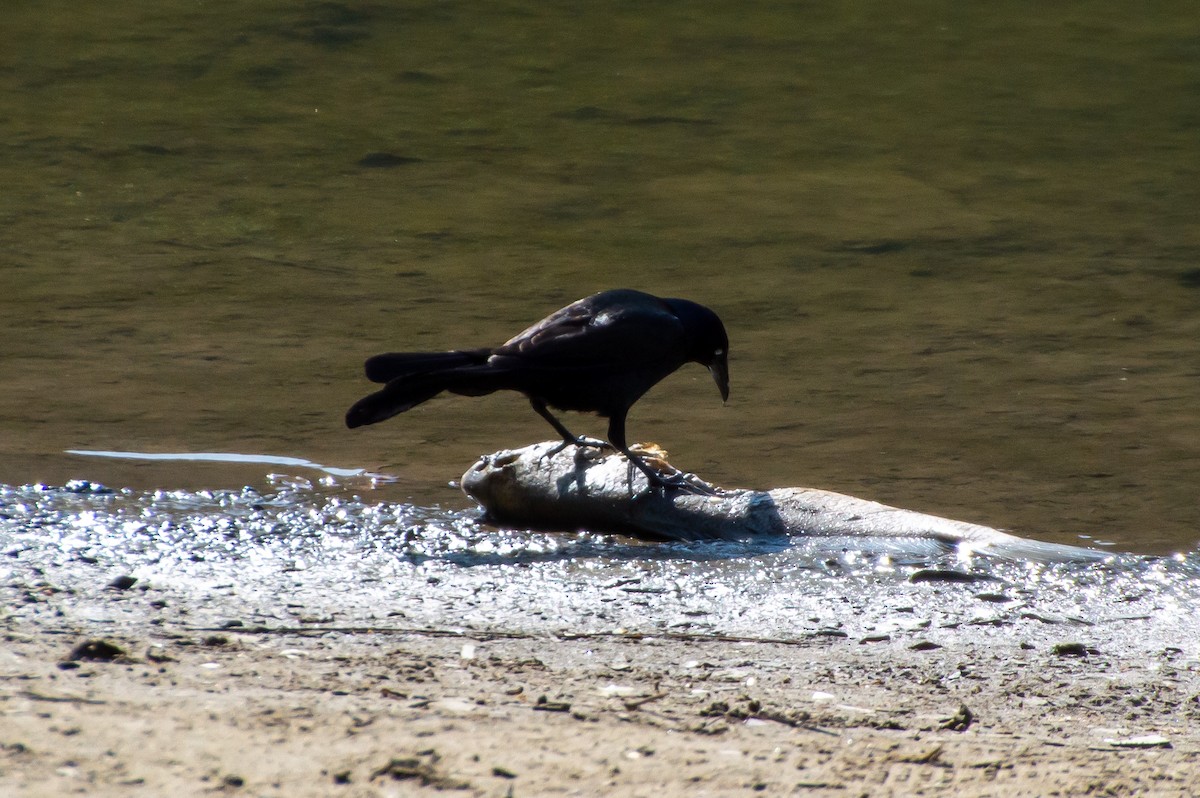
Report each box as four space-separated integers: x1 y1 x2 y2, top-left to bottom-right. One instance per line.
490 294 684 371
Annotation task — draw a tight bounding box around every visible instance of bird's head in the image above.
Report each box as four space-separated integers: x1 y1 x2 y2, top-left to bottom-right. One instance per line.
665 297 730 403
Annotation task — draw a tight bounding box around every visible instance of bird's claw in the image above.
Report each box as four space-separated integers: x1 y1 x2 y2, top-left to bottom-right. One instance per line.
544 436 613 458
637 465 718 496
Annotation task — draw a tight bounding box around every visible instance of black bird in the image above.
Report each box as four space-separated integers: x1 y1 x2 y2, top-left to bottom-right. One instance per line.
345 289 730 489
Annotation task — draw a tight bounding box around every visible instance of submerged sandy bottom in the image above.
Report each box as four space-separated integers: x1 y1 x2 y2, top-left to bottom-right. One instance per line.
2 478 1199 795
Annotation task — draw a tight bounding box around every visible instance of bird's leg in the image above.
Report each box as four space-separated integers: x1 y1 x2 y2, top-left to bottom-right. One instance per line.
607 416 714 495
530 399 610 454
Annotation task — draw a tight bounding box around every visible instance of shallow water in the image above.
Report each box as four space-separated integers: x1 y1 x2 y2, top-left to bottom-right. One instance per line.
3 0 1199 632
4 479 1199 657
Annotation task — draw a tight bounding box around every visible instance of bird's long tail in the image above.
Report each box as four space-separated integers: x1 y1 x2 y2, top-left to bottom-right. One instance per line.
363 349 488 383
345 349 495 429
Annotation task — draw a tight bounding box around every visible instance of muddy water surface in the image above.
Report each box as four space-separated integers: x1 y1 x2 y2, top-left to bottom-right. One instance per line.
4 0 1198 584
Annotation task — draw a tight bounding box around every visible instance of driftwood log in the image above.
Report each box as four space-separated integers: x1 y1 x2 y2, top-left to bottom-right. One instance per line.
460 441 1107 564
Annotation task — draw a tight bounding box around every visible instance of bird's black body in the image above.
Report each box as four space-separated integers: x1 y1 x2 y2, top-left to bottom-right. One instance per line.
346 289 730 488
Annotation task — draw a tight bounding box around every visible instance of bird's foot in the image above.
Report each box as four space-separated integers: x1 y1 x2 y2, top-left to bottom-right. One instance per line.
652 471 718 496
634 463 718 496
545 436 612 457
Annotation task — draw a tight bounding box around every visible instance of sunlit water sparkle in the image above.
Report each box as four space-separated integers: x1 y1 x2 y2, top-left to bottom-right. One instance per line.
3 477 1199 659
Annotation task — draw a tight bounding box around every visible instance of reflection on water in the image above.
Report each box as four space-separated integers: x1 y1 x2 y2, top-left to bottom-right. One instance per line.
66 448 379 479
3 3 1198 554
3 478 1199 651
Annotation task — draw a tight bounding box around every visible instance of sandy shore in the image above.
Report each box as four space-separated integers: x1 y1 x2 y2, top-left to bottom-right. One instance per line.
4 608 1198 797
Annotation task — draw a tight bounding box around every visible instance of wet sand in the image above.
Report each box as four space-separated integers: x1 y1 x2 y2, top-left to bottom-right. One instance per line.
4 566 1198 797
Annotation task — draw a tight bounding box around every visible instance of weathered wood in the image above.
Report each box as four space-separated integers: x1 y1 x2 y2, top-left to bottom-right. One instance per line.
460 441 1107 564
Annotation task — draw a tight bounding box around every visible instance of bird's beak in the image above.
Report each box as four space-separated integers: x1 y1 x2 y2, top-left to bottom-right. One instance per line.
709 353 729 403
